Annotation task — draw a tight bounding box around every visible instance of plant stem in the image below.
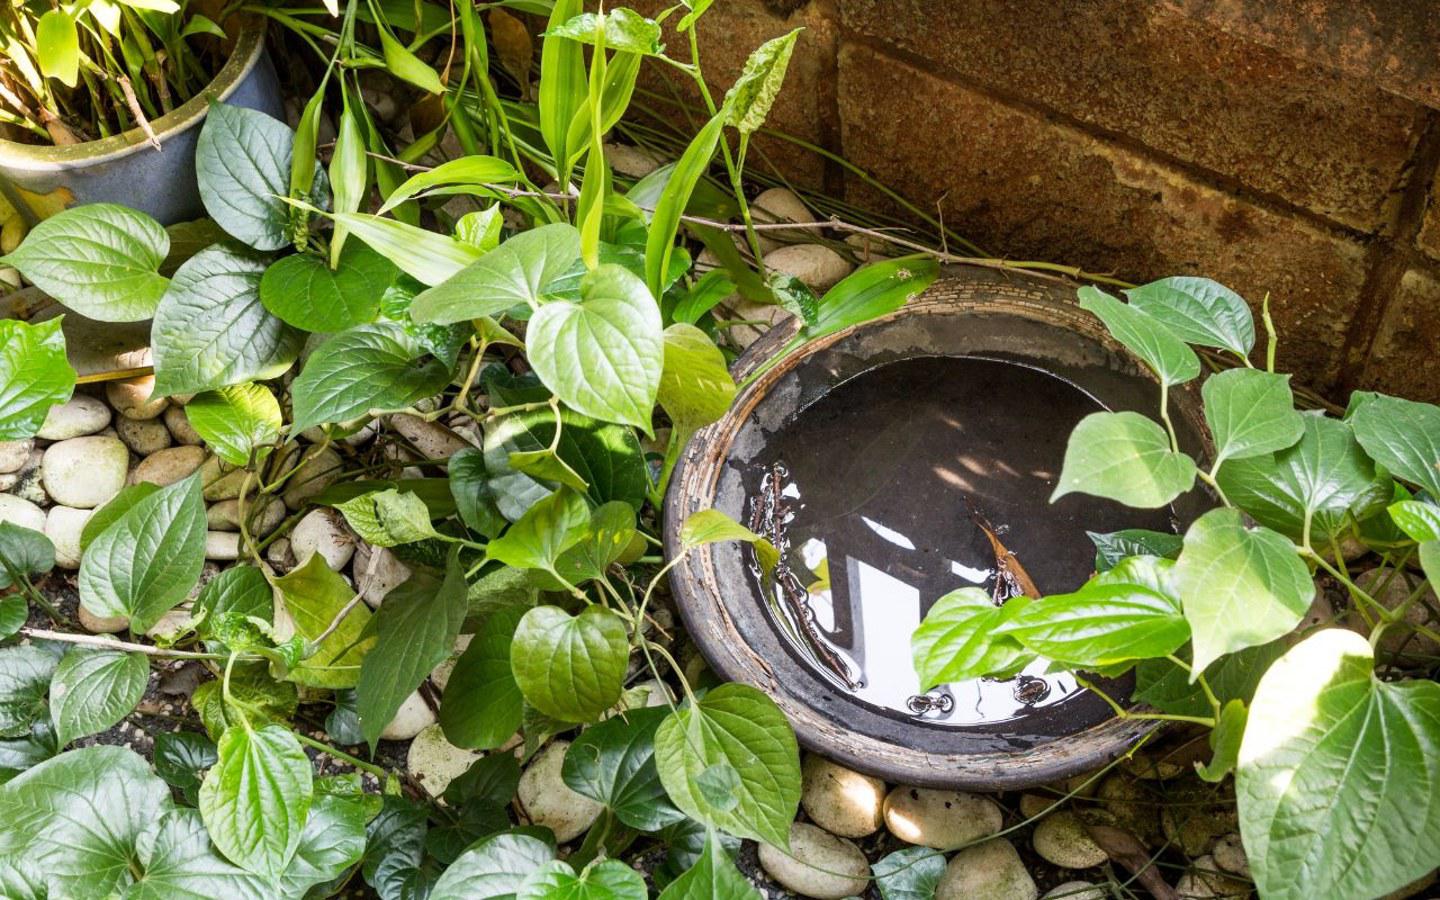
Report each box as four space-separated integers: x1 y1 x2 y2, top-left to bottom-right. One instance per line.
20 627 243 660
295 732 390 779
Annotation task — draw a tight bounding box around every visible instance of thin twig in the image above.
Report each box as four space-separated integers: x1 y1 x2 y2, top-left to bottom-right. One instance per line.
20 627 241 660
118 76 161 150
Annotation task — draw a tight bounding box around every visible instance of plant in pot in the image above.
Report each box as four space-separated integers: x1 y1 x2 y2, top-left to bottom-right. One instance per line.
0 0 284 228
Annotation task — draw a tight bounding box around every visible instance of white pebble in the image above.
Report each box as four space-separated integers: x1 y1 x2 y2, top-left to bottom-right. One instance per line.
78 602 128 634
44 506 92 569
291 508 356 571
388 414 471 460
0 493 47 532
763 243 854 292
115 414 172 456
129 445 206 486
41 436 129 509
0 439 33 474
354 542 412 607
206 496 286 536
106 376 167 420
282 447 344 510
163 405 204 445
937 838 1037 900
405 723 482 796
516 741 602 843
801 754 886 838
37 395 111 440
757 822 869 900
884 785 1004 850
204 531 241 560
1033 812 1107 869
381 690 436 740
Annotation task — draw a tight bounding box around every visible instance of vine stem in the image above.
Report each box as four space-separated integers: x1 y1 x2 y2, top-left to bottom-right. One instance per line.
295 732 390 779
1075 675 1216 727
20 627 245 660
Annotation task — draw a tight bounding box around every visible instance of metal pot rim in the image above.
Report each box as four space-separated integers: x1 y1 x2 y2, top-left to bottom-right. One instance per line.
0 20 267 171
662 266 1212 788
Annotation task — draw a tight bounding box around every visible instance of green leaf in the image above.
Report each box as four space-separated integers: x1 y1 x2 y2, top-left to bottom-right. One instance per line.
35 9 79 86
0 746 170 896
803 256 938 343
1123 276 1255 356
151 243 303 395
1203 368 1304 466
562 706 684 831
551 501 637 587
654 683 800 849
911 588 1036 688
0 597 25 643
1389 499 1440 542
546 8 663 55
998 580 1190 667
1088 528 1183 572
153 731 217 802
1216 414 1390 544
358 550 467 750
78 473 207 633
511 605 629 723
440 604 526 750
335 489 441 547
378 26 444 93
260 242 398 333
1351 393 1440 498
328 209 484 285
0 318 75 441
456 206 506 252
518 858 647 900
380 157 523 214
645 112 725 300
1172 508 1314 673
127 808 272 898
450 447 507 539
196 102 298 252
1197 698 1246 782
289 324 453 434
659 323 736 437
0 646 57 739
328 102 368 267
538 0 587 176
1078 286 1200 387
430 831 556 900
412 224 582 325
486 489 591 574
658 828 758 900
722 28 801 135
280 779 371 896
0 204 168 322
1052 411 1197 508
80 482 159 552
0 522 54 590
872 846 946 900
200 723 314 879
1134 640 1287 718
272 554 375 689
49 646 147 747
185 383 283 466
1237 629 1440 900
528 264 662 432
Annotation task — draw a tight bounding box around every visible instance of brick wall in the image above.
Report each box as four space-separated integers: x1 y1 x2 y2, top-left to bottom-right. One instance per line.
634 0 1440 402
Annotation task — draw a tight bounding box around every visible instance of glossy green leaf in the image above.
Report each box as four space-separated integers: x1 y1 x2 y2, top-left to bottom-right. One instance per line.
429 832 555 900
654 684 800 849
1216 414 1390 544
380 157 522 214
538 0 587 176
200 723 313 879
78 473 207 633
191 665 298 740
1172 508 1314 674
1238 629 1440 900
440 604 526 750
911 588 1036 688
185 383 282 466
1078 285 1200 387
546 8 663 55
1389 499 1440 542
658 828 758 900
279 779 372 897
1052 411 1197 508
0 746 170 895
0 318 75 441
998 580 1190 666
289 324 453 434
511 605 629 722
1123 276 1255 356
329 210 484 285
411 224 582 325
1087 528 1183 572
0 597 25 643
196 102 296 251
1 204 168 322
272 554 375 689
0 522 54 590
449 447 507 539
659 323 736 437
456 206 505 251
1351 393 1440 498
127 808 271 898
551 501 637 587
722 28 801 136
336 489 440 547
328 102 367 267
35 10 79 85
679 509 763 548
486 488 591 575
1134 640 1286 718
49 646 147 747
562 706 684 831
153 731 217 802
645 112 725 300
358 551 467 749
1197 698 1246 782
0 646 57 739
872 846 946 900
1203 368 1304 466
518 858 647 899
80 482 159 552
151 243 303 395
802 256 938 343
379 26 444 93
260 242 398 333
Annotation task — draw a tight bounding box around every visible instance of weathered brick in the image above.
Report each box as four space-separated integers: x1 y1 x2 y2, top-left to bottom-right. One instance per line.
838 43 1368 385
1419 176 1440 263
629 0 838 188
1358 267 1440 402
841 0 1421 232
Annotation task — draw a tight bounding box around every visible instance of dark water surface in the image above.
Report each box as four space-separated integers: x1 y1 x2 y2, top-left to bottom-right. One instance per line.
745 355 1176 728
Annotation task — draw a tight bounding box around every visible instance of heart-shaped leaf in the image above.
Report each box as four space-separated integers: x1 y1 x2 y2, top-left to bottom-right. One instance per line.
659 828 759 900
1203 368 1304 466
429 832 555 900
659 323 736 439
279 780 371 897
0 204 169 322
289 324 453 434
1087 528 1183 572
486 489 591 576
998 579 1190 667
654 683 800 849
0 318 75 441
1078 286 1200 386
49 646 147 747
185 383 282 466
0 646 58 739
439 604 527 750
199 723 314 879
335 489 440 547
527 263 663 432
911 588 1036 688
1351 393 1440 498
151 243 303 395
0 522 54 590
196 102 298 251
562 706 684 831
1172 509 1314 673
129 809 272 898
1238 629 1440 900
545 8 663 55
1123 276 1255 357
272 554 375 689
1052 411 1197 508
411 224 582 324
518 858 647 899
78 473 207 633
510 605 629 723
871 846 946 900
260 242 398 333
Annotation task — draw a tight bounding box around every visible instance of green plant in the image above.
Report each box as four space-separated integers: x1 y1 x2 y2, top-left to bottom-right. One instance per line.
0 0 229 144
912 277 1440 900
0 3 945 896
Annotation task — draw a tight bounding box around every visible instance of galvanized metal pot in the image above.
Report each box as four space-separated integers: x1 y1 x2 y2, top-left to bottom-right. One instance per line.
0 22 283 226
